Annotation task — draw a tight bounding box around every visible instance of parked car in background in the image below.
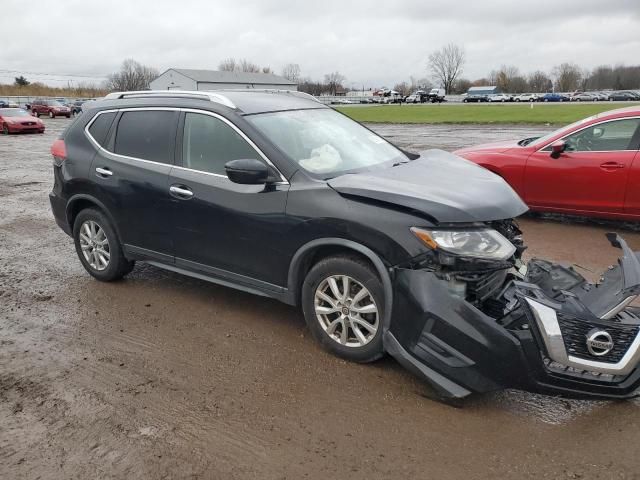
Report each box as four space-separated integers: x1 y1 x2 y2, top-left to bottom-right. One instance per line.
462 94 488 103
405 92 423 103
541 93 569 102
65 100 84 116
1 108 45 134
595 92 611 101
426 88 446 103
48 89 640 399
30 99 71 118
513 93 539 102
488 93 511 102
572 92 598 101
455 106 640 221
0 100 8 108
609 91 640 101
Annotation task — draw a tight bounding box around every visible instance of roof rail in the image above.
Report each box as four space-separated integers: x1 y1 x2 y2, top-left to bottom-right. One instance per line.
102 90 236 109
219 88 321 103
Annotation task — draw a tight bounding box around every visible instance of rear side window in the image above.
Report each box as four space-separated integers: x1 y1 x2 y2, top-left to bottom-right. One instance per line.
88 112 116 148
114 110 177 164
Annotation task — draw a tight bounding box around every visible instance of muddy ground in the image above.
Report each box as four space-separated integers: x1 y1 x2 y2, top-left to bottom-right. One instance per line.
1 119 640 479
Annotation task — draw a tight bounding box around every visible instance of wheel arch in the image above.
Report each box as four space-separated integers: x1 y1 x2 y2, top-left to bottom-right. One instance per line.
286 238 394 333
66 194 123 243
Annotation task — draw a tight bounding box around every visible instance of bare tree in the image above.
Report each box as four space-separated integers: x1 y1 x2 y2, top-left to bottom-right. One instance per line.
528 70 552 93
281 63 301 83
409 75 431 91
324 72 346 95
393 82 411 97
218 58 261 73
491 65 522 93
453 78 472 94
428 44 465 94
106 59 158 91
239 59 260 73
218 58 238 72
552 63 582 92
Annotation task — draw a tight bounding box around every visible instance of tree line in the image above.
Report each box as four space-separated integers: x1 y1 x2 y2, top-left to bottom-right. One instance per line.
426 43 640 94
3 53 639 98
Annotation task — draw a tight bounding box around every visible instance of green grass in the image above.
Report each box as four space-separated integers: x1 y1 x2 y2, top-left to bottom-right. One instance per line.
335 103 638 125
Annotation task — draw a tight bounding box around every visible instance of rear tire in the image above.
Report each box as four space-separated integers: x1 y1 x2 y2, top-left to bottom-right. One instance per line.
73 208 134 282
302 255 384 363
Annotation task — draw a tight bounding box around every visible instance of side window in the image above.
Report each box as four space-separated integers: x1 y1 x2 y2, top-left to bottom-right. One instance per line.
114 110 176 163
87 112 116 148
182 112 261 175
563 119 640 152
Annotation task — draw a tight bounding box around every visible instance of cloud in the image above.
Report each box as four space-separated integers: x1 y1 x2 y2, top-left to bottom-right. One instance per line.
1 0 638 87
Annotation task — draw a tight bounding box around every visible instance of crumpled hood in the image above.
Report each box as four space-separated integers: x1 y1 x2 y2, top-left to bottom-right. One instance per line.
328 149 528 223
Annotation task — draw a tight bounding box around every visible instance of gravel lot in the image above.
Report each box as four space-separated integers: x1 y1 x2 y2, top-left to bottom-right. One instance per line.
2 118 640 479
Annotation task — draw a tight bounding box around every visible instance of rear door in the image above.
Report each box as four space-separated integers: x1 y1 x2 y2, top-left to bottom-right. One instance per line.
524 118 640 214
169 110 289 287
88 108 178 260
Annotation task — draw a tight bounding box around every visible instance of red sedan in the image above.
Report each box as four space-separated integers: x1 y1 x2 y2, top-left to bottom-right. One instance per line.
455 106 640 221
1 108 45 134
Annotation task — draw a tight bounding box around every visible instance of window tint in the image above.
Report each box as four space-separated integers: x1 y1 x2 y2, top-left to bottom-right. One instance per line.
182 113 260 175
114 110 177 163
563 119 640 152
88 112 116 148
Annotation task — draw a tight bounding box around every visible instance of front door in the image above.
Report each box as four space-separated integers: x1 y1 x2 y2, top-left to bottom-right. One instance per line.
169 111 289 287
524 118 640 214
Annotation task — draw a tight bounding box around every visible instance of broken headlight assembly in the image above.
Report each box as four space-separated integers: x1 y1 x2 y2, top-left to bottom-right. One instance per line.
411 227 516 261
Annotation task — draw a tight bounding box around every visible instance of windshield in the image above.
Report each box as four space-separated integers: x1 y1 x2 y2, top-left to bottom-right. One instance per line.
0 108 29 117
246 108 407 177
529 115 598 147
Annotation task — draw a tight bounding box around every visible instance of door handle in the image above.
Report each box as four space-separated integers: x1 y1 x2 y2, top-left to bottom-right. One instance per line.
95 167 113 177
169 185 194 199
600 162 625 170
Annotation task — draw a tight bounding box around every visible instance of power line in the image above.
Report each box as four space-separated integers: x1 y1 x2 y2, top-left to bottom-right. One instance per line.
0 69 108 79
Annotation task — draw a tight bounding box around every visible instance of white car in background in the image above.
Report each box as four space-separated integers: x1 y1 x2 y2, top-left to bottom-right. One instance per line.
513 93 539 102
488 93 511 102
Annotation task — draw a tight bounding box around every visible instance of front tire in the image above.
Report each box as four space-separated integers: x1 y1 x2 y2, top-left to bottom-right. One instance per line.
73 208 134 282
2 123 8 135
49 111 55 118
302 255 384 363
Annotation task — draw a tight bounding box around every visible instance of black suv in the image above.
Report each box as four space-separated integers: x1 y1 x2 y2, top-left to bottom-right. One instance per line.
50 90 640 400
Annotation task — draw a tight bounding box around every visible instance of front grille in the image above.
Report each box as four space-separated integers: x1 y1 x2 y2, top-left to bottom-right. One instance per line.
21 121 35 126
557 315 639 363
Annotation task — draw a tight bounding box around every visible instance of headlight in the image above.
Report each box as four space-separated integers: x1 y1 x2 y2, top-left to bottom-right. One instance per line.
411 227 516 260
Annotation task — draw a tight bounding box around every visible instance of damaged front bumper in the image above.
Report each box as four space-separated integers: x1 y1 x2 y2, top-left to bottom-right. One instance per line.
385 233 640 399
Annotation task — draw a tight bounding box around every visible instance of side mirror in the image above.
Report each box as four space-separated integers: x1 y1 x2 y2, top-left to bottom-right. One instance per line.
225 158 270 185
550 140 566 159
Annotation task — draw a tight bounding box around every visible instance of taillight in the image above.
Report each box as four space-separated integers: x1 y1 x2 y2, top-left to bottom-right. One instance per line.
51 139 67 160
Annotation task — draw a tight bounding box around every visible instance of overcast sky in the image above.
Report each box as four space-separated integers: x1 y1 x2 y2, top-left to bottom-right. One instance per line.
2 0 639 88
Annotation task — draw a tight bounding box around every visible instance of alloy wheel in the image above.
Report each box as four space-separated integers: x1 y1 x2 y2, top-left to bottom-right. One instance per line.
79 220 110 271
314 275 379 348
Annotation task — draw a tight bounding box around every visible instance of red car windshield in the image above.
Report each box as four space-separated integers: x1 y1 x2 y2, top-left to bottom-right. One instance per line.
530 115 598 147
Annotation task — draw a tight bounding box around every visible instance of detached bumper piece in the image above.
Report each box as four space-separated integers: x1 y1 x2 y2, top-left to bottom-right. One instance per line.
386 233 640 399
